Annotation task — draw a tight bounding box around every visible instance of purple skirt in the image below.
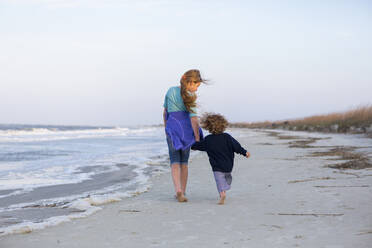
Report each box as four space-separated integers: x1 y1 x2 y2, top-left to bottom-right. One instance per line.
213 171 232 193
165 111 203 151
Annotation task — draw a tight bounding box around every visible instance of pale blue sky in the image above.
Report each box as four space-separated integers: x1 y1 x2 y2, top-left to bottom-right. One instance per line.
1 0 371 126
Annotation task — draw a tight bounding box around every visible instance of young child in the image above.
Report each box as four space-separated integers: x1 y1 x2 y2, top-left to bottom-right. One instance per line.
191 113 250 205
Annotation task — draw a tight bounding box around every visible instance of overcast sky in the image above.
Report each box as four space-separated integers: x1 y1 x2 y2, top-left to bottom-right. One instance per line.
1 0 371 126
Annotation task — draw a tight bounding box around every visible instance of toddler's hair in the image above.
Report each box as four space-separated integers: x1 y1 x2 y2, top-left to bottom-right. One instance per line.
200 113 228 134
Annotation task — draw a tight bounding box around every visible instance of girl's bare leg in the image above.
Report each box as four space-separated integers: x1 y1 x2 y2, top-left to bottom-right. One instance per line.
218 191 226 205
180 164 188 197
171 164 187 202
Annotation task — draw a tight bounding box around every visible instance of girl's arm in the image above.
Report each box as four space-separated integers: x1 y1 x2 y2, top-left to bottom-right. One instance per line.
190 116 200 142
163 108 167 127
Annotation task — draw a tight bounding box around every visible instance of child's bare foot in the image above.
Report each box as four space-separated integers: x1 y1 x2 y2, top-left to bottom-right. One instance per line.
218 191 226 205
218 195 225 205
176 192 187 202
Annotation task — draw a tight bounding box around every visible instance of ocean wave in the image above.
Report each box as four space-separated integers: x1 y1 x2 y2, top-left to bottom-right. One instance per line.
0 173 153 237
0 126 159 142
0 124 173 237
0 163 123 192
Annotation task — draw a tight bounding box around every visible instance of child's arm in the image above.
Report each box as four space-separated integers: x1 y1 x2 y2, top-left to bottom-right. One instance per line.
191 140 207 151
229 135 250 158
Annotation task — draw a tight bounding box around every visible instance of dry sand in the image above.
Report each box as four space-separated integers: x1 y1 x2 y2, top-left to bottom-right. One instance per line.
1 130 371 248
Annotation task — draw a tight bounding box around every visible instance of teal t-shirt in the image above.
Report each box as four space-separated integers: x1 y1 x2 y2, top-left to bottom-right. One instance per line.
163 86 197 117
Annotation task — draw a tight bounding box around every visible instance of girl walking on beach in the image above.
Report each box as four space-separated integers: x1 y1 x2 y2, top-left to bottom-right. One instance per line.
163 69 205 202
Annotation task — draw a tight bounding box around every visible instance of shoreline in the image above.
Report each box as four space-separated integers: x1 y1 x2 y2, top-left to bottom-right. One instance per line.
230 126 372 139
1 129 371 247
229 105 372 138
0 125 170 236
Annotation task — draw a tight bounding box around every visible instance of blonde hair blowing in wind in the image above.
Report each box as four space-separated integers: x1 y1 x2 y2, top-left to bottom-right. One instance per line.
180 69 206 113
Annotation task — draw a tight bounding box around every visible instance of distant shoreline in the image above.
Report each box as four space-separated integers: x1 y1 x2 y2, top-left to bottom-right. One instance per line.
230 105 372 138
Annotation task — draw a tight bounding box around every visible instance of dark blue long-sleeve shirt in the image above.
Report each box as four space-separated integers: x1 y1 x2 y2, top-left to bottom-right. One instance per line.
191 132 247 173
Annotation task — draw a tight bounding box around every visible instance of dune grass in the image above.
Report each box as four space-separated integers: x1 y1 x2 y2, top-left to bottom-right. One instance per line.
230 105 372 134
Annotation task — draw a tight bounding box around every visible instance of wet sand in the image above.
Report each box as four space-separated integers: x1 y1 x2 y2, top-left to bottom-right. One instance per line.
1 129 371 248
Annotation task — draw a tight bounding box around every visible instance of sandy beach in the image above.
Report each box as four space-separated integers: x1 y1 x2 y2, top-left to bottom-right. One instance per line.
1 129 371 248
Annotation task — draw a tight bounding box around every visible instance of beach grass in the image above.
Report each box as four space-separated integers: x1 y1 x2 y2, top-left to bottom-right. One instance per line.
230 105 372 134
